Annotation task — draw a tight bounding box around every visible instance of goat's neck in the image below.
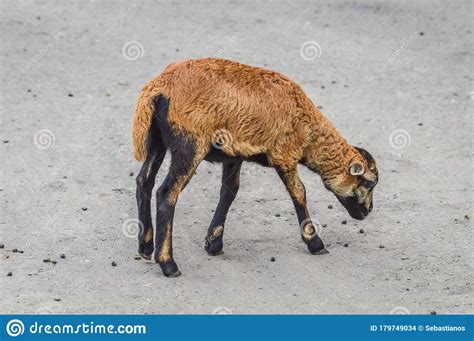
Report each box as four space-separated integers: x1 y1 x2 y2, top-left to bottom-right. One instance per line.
303 117 354 179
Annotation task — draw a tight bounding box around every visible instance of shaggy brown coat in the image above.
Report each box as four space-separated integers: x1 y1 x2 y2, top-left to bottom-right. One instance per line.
132 58 372 191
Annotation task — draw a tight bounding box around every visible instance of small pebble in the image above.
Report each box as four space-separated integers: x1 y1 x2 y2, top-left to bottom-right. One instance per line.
111 261 117 267
81 207 88 211
60 254 66 259
27 89 31 92
68 93 74 97
379 245 385 249
418 123 423 126
341 220 347 225
51 260 57 265
274 213 281 217
343 243 349 247
465 214 470 220
419 32 425 36
12 248 18 253
134 256 141 260
0 243 4 249
43 258 51 263
430 310 437 315
328 205 333 209
3 140 8 143
359 228 364 234
54 298 61 302
322 224 327 228
270 257 276 262
7 272 12 277
18 250 24 253
317 105 323 109
129 171 134 177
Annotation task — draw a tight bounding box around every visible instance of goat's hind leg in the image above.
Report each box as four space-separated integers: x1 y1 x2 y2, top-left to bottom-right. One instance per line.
155 138 207 277
136 139 166 260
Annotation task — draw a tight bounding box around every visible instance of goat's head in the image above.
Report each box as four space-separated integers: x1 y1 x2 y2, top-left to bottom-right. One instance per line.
323 146 378 220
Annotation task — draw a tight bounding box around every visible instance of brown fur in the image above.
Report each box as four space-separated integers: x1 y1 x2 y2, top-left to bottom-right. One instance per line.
132 57 376 201
158 223 172 262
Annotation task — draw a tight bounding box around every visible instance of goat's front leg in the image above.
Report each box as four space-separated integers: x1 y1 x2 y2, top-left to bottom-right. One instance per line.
205 161 242 255
276 166 328 255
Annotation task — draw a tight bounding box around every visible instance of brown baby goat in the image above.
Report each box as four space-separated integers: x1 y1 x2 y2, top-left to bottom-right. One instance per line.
132 58 378 277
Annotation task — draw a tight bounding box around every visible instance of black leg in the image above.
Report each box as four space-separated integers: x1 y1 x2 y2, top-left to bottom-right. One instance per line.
205 161 242 255
154 138 206 277
136 147 166 260
276 166 328 255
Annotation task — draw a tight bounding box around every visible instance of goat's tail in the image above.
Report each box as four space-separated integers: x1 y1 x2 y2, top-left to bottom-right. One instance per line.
131 81 164 162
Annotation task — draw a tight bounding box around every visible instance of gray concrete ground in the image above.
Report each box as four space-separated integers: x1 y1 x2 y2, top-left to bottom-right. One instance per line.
0 0 472 314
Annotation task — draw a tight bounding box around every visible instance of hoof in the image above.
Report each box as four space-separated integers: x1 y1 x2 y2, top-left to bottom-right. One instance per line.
159 260 181 278
138 240 154 260
307 235 327 255
204 236 223 256
165 269 182 278
312 248 329 255
139 252 152 261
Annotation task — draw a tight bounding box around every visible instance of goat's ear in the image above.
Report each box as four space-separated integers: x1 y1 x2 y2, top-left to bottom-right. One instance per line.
349 163 365 176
